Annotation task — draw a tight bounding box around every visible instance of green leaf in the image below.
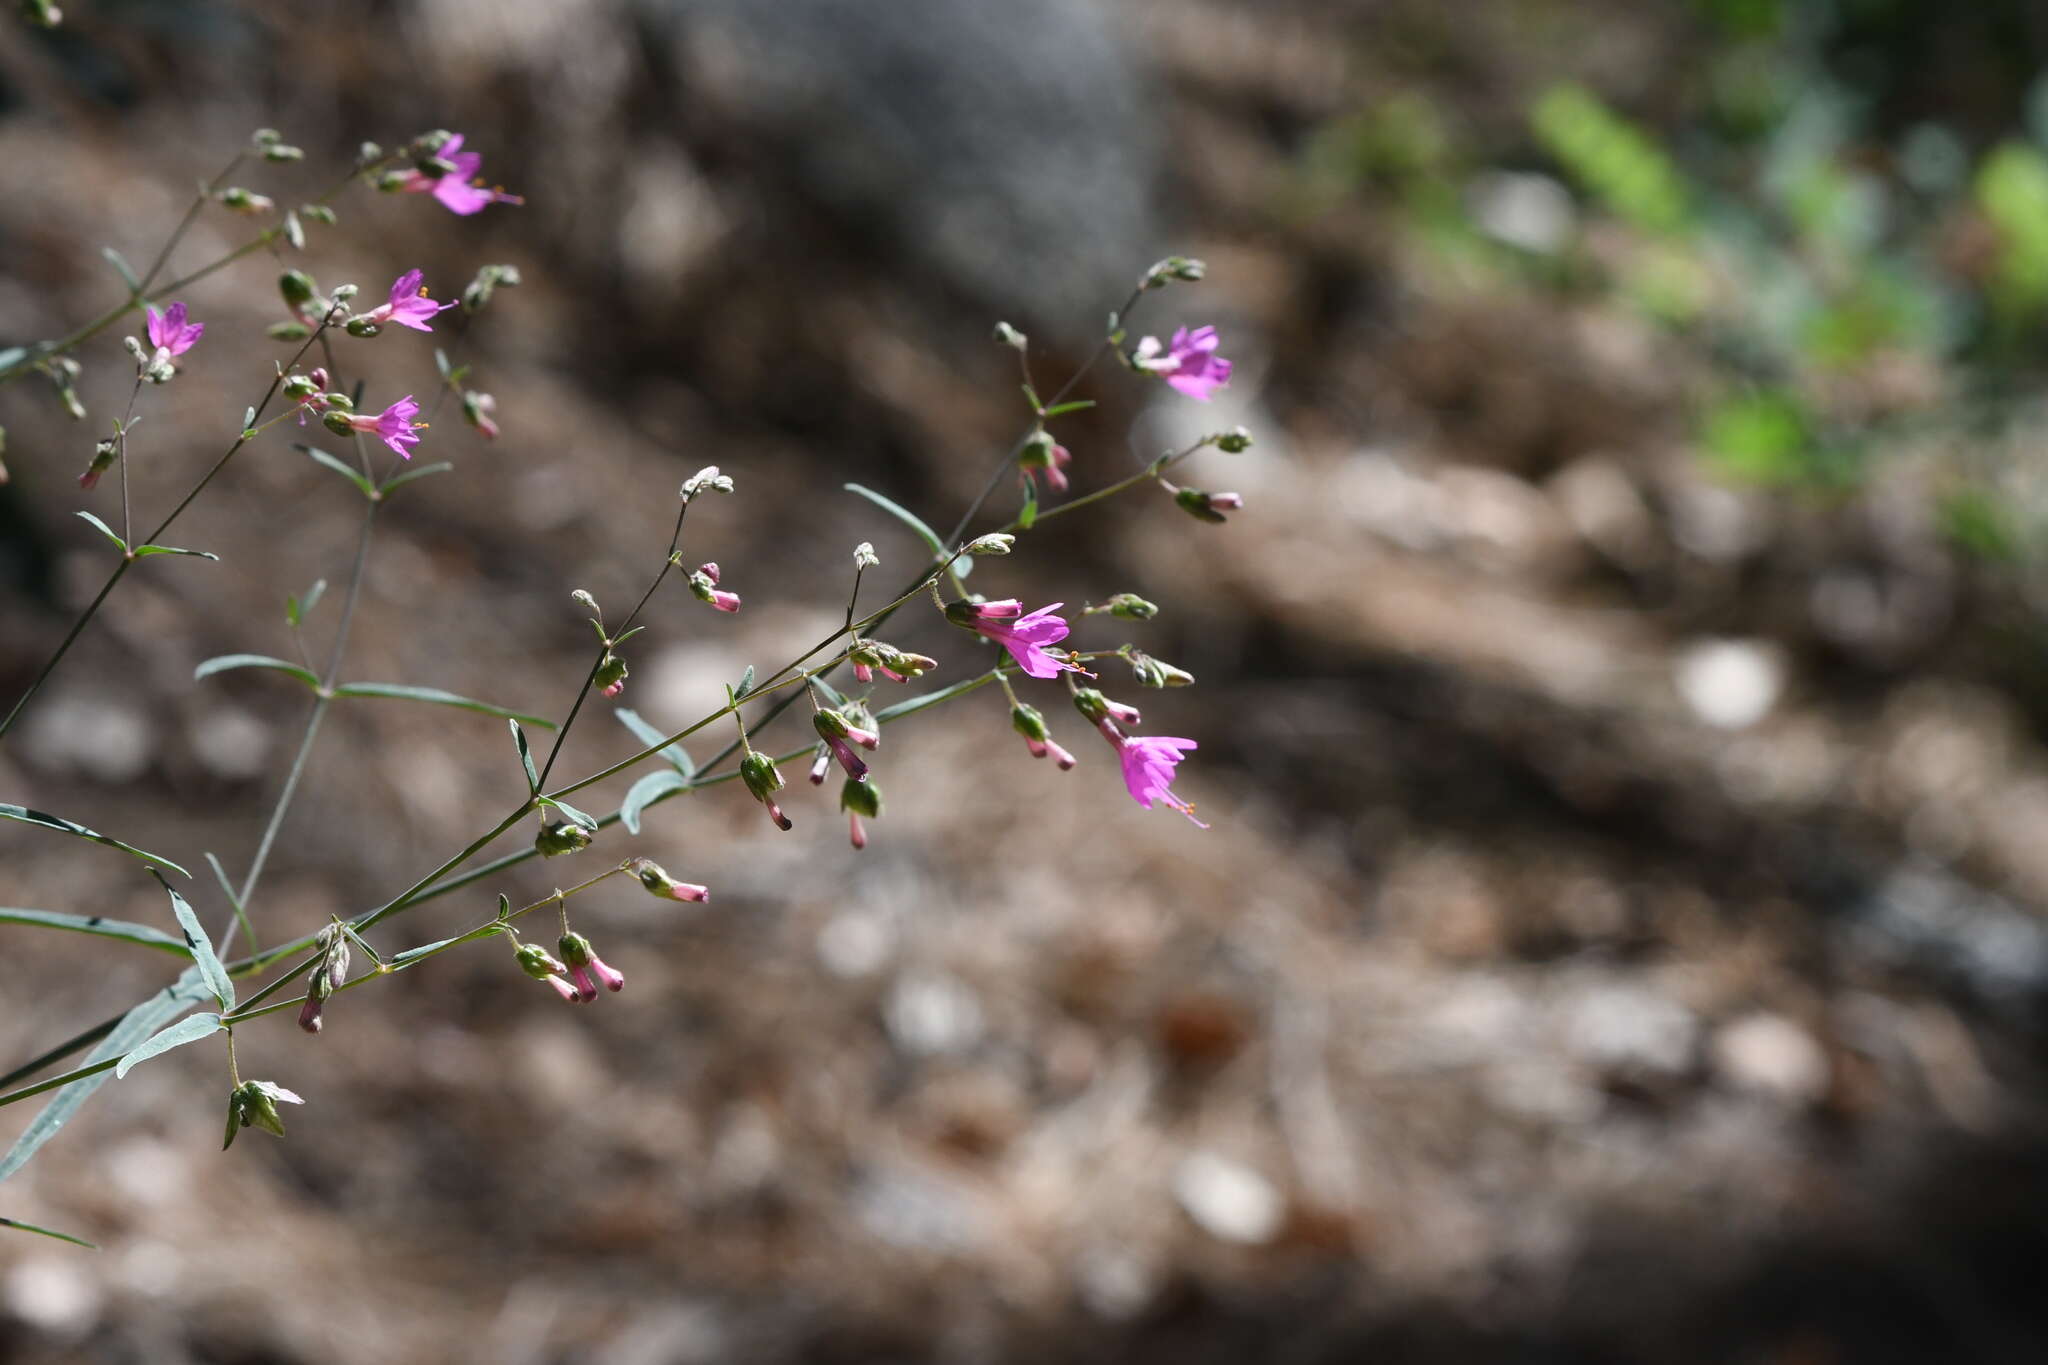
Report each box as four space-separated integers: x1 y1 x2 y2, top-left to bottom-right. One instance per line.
102 246 140 293
613 708 693 775
811 674 847 709
0 969 208 1184
133 544 220 560
620 769 689 834
734 664 756 700
155 871 233 1010
844 483 972 578
511 719 538 792
378 461 453 495
391 936 461 967
873 673 995 724
243 406 257 431
332 683 556 730
0 908 192 957
0 804 189 878
115 1013 222 1079
1042 400 1096 418
296 443 375 496
1018 482 1038 531
1 1214 97 1249
550 798 599 831
194 654 320 687
76 511 127 553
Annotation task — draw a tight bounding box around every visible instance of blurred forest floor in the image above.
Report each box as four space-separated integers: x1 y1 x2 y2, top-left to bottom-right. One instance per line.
5 1 2048 1361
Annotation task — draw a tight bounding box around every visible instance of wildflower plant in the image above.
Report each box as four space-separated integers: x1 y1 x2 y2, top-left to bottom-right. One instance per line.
0 123 1253 1248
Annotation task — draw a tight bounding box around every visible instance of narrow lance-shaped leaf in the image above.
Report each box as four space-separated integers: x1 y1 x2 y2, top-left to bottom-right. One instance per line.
0 804 190 878
379 461 453 495
132 544 220 560
154 870 233 1010
0 908 192 958
334 683 556 731
1 1215 96 1249
102 245 141 293
613 708 693 775
620 769 689 835
194 654 320 687
295 443 375 497
511 719 538 792
733 664 756 700
872 672 998 724
76 511 128 553
545 797 599 832
115 1013 222 1079
0 969 208 1184
844 482 972 578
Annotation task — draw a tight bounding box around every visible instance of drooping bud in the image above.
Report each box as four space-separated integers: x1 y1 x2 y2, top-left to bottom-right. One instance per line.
964 533 1015 556
1086 593 1158 620
993 321 1028 350
1071 687 1141 728
841 775 882 849
282 373 320 401
78 438 117 491
534 820 592 858
1010 703 1077 768
740 752 792 831
594 652 629 699
279 270 318 310
688 563 741 613
1126 649 1196 688
848 641 938 684
1174 487 1243 524
223 1079 304 1149
461 390 499 439
632 857 710 903
556 932 617 1000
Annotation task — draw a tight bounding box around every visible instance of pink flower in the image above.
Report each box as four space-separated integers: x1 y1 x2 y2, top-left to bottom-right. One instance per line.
145 301 204 357
400 134 525 216
1019 436 1072 496
945 599 1078 679
544 975 579 1004
690 562 742 613
1113 732 1208 827
360 269 455 332
343 394 424 458
1133 325 1232 401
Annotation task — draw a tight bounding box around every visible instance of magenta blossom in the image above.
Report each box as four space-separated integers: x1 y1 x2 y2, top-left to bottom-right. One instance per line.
343 395 424 459
689 562 742 613
361 269 455 332
1113 731 1207 827
1133 325 1232 401
400 134 525 216
145 301 205 357
1019 438 1072 496
945 599 1078 679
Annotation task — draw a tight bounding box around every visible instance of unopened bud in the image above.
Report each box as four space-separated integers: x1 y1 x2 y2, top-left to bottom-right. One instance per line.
679 465 734 500
571 589 601 616
461 263 522 314
1088 593 1158 620
78 438 117 490
1145 255 1207 287
299 203 337 225
262 144 305 163
740 751 784 802
594 652 628 698
217 187 274 215
632 857 710 903
279 270 318 308
124 335 149 364
854 541 879 569
343 316 382 338
1127 649 1195 688
1011 703 1049 743
267 321 312 341
841 776 882 818
376 170 411 193
320 409 355 437
224 1079 303 1147
557 931 593 969
534 821 591 858
515 940 568 980
461 390 499 439
1214 426 1254 454
964 533 1015 556
993 321 1027 350
1173 487 1242 524
283 373 319 400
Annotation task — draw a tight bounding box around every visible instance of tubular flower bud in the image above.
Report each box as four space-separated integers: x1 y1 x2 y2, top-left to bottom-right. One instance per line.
534 820 592 858
462 390 499 439
964 533 1016 556
515 941 569 980
1011 703 1077 769
217 187 275 214
849 641 937 685
632 857 709 903
809 745 832 785
1087 593 1158 620
741 752 792 830
595 652 629 699
841 776 882 850
1018 431 1072 496
1127 649 1196 688
1071 687 1141 728
78 438 117 491
688 563 741 613
1173 487 1243 524
223 1080 304 1149
557 932 623 1000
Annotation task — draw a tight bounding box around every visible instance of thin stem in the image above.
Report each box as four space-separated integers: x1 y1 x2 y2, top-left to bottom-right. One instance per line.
116 374 144 545
135 152 248 295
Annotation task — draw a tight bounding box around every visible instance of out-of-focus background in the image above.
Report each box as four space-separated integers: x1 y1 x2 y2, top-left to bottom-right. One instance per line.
6 0 2048 1359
